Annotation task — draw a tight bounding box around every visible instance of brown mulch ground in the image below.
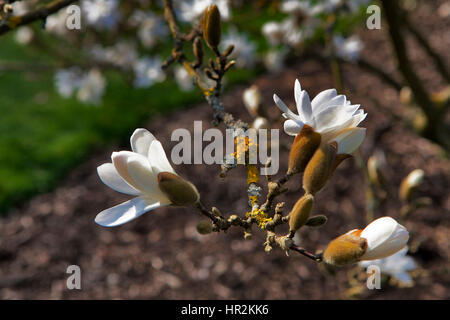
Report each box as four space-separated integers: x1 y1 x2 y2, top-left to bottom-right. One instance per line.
0 1 449 299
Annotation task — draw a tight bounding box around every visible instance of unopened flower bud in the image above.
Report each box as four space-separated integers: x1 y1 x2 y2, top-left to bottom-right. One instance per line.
323 216 409 266
229 214 239 225
288 194 314 233
157 172 200 206
252 117 269 130
202 4 221 50
243 230 252 240
243 85 261 117
399 169 425 202
302 142 337 195
305 215 327 227
323 231 368 266
287 125 322 175
197 221 213 234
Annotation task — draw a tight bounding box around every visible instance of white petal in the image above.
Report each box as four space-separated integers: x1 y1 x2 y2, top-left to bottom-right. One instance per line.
312 94 347 115
333 127 366 154
320 110 367 142
313 104 354 132
311 88 337 110
273 94 301 122
111 151 148 191
95 197 167 227
294 79 302 108
148 140 176 175
130 128 156 156
360 217 409 260
127 155 169 202
298 90 313 124
97 163 140 195
284 119 303 136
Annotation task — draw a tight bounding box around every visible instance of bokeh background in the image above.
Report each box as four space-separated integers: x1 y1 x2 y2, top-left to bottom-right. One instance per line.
0 0 448 299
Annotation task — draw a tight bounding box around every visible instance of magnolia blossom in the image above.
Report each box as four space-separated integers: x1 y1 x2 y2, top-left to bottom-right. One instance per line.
242 85 261 117
45 10 70 35
81 0 120 30
129 11 168 49
15 26 34 44
176 0 230 22
90 42 138 69
96 129 196 227
54 68 83 98
274 79 367 151
174 66 194 92
333 35 363 61
220 29 256 68
360 246 417 286
77 69 106 105
263 48 288 73
281 0 324 16
133 57 166 88
358 217 409 260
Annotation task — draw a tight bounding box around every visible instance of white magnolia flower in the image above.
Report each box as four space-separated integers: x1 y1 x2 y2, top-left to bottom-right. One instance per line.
360 246 417 286
96 129 198 227
242 85 261 117
253 117 269 130
333 35 363 61
77 69 106 105
15 26 34 44
133 57 166 88
281 0 325 16
358 217 410 260
177 0 230 22
262 22 284 46
174 66 194 92
11 0 30 16
54 68 83 98
128 11 168 49
91 42 138 69
45 10 69 35
220 29 256 68
274 79 367 151
81 0 120 30
263 48 288 73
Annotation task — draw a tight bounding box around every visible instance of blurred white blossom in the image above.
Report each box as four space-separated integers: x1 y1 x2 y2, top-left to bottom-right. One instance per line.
15 26 34 44
54 68 105 104
11 0 30 16
333 35 363 61
129 10 168 49
176 0 231 22
54 68 83 98
221 28 256 68
174 66 194 92
77 69 106 105
90 42 138 69
360 246 417 286
81 0 120 30
133 57 166 88
281 0 325 16
263 48 288 73
45 10 70 35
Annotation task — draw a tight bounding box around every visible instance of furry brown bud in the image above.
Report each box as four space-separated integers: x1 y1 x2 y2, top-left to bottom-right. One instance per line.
302 142 337 195
305 215 327 227
202 4 221 50
287 125 321 175
157 172 200 206
288 194 314 233
196 221 213 234
323 232 367 266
